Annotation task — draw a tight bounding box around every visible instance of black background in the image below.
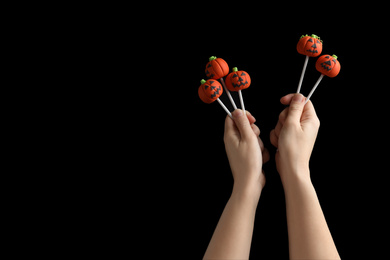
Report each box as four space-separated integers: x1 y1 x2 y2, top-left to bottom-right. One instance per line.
13 6 389 259
139 25 388 259
93 16 390 258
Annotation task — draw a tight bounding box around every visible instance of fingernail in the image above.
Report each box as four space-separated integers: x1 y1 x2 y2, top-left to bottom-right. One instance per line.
292 94 304 103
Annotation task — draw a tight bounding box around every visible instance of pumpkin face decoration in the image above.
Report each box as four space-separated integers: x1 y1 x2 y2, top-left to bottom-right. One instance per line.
297 34 323 57
225 67 251 91
205 56 229 79
315 54 340 78
198 79 223 104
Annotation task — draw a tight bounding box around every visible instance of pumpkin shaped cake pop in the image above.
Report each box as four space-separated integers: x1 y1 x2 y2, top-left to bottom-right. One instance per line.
225 67 251 91
297 34 323 57
206 56 237 110
296 34 323 93
305 54 341 104
198 79 231 117
225 67 251 112
198 79 223 104
205 56 229 79
315 54 341 78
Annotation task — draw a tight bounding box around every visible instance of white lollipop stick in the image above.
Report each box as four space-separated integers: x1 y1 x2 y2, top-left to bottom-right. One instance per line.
220 78 237 110
217 98 232 118
305 74 324 104
297 55 309 93
238 90 245 112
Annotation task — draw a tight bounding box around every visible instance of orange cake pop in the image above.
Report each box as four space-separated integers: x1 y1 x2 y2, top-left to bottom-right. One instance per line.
198 79 231 117
225 67 251 112
205 56 237 110
296 34 323 93
205 56 229 79
297 34 323 57
225 67 251 91
315 54 341 78
306 54 341 104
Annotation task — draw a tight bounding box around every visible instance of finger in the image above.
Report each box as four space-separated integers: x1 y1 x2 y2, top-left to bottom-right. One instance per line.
257 135 265 152
301 99 318 121
285 94 305 125
270 129 278 148
278 108 288 127
274 110 286 138
224 113 239 139
246 111 256 125
232 109 254 141
280 93 295 105
262 147 270 164
271 108 288 141
251 123 260 136
259 171 266 189
301 99 320 130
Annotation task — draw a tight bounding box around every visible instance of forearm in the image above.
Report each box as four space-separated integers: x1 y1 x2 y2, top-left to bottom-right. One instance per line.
203 187 260 260
282 170 340 260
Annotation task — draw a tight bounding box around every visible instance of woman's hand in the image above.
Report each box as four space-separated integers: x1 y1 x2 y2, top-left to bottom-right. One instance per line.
270 94 320 183
224 109 269 198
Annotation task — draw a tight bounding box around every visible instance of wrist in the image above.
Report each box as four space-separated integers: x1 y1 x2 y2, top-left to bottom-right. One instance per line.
280 167 312 190
231 182 262 205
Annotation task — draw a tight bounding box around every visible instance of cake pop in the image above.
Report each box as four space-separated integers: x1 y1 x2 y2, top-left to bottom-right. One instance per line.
205 56 229 79
198 79 231 118
225 67 251 112
305 54 340 104
205 56 237 110
296 34 323 93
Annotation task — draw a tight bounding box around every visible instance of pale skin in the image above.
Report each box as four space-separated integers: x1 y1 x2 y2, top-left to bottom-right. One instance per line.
203 109 268 260
203 93 340 260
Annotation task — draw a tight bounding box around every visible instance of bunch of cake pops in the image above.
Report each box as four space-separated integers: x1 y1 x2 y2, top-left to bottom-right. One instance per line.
296 34 341 103
198 56 250 118
198 34 341 116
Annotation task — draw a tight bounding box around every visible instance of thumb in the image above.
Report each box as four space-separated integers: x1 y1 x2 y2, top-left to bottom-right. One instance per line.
286 94 305 125
232 109 253 140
